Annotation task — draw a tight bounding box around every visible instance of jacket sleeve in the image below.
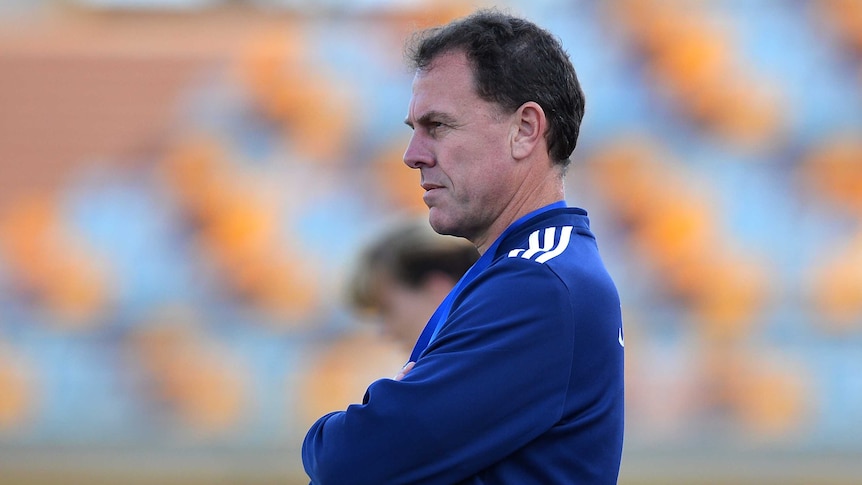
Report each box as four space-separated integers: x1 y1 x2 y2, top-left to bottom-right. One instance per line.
302 259 576 484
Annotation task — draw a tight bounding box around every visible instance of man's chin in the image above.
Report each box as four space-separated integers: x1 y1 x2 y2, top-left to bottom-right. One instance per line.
427 211 455 237
428 216 467 240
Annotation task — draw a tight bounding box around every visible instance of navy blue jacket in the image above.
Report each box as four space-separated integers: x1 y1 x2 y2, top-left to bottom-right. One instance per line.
303 207 624 484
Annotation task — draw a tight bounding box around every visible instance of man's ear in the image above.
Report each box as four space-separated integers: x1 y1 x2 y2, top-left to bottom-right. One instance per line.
511 101 546 160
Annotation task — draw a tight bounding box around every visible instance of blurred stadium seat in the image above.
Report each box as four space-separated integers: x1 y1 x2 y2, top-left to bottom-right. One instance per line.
817 0 862 55
807 230 862 331
605 0 785 150
798 134 862 215
0 191 112 328
0 341 35 433
125 308 250 439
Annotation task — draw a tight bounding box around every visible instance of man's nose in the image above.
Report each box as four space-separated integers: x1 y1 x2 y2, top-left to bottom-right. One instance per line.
403 134 434 169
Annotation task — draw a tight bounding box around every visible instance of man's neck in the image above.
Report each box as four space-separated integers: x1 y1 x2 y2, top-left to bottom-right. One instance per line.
474 191 565 255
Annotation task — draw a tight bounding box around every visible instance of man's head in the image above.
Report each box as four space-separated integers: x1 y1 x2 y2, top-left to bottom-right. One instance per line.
403 10 584 248
348 219 478 350
405 9 585 166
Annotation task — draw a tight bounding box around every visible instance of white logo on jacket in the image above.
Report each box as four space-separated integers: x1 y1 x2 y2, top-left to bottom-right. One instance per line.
508 226 574 263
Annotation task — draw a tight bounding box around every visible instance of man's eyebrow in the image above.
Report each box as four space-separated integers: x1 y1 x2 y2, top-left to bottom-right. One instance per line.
404 111 455 128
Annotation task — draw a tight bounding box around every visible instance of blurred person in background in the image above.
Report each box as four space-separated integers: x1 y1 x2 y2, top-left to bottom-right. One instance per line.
347 217 478 353
303 9 624 484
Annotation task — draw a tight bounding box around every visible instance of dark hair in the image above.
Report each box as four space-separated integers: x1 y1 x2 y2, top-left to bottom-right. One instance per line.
348 218 479 312
405 9 585 166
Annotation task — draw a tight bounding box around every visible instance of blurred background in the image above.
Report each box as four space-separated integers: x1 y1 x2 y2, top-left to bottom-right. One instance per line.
0 0 861 483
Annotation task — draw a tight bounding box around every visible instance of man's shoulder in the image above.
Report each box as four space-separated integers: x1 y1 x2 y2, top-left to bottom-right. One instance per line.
500 210 595 266
505 224 582 265
492 210 616 299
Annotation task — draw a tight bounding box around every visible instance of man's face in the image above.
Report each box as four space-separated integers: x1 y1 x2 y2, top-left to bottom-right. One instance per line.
403 51 517 246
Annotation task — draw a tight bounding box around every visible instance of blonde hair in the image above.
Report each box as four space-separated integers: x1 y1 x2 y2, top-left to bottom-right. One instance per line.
348 218 478 313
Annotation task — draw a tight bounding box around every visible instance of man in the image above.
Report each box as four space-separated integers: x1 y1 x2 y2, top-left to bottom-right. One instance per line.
347 218 479 353
303 9 624 484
